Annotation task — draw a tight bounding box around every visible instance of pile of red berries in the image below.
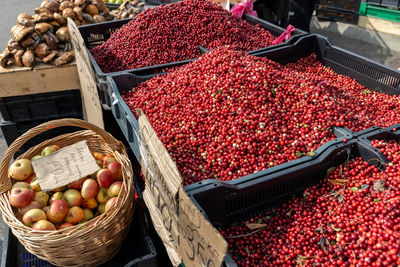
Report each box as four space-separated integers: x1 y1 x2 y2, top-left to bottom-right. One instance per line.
123 48 400 185
91 0 275 73
221 139 400 266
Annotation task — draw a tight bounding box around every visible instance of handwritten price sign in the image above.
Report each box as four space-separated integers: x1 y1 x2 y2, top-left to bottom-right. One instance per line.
32 141 100 191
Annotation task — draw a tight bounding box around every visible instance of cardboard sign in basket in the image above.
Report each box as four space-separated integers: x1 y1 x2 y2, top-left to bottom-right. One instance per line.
138 110 227 267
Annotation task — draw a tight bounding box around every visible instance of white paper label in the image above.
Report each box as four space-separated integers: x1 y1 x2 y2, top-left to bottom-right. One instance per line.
32 141 100 191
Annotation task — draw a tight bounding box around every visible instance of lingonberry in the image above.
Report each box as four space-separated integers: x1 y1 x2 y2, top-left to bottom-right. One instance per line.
91 0 276 73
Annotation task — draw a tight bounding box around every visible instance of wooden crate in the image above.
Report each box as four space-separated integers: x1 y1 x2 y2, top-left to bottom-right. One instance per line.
0 62 80 98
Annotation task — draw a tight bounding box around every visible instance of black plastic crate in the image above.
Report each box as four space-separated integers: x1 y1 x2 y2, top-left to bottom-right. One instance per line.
0 90 82 123
318 0 361 10
186 130 394 266
0 115 83 158
0 204 158 267
316 4 361 24
366 0 400 8
78 13 306 110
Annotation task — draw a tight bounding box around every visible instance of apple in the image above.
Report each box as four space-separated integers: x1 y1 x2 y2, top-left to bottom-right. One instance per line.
96 188 110 204
19 201 41 215
31 155 43 161
81 179 99 199
9 187 34 208
65 206 84 224
25 174 36 184
107 162 122 180
97 169 114 188
98 203 106 214
81 198 98 209
53 185 67 192
92 152 104 161
34 192 49 207
49 192 63 205
30 177 42 192
58 222 74 229
22 208 46 226
108 181 122 198
41 145 60 156
68 177 87 190
83 209 94 221
12 182 31 190
8 159 33 181
32 220 56 230
102 155 116 168
63 189 82 207
47 199 69 223
42 206 50 213
105 197 120 211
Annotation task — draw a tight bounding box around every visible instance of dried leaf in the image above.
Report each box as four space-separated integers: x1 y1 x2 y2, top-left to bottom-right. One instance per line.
331 224 341 232
373 179 386 193
339 165 343 176
245 223 267 231
296 255 308 265
319 237 328 253
286 208 294 217
265 215 272 220
337 194 344 203
361 184 370 189
350 187 358 192
373 198 381 203
328 179 349 185
315 225 324 233
245 246 250 254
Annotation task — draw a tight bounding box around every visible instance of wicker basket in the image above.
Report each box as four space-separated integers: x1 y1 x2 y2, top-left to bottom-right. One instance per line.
0 118 135 266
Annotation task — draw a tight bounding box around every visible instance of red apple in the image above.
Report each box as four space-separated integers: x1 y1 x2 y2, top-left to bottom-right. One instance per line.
81 179 99 199
49 192 63 205
63 189 83 207
68 177 87 190
107 162 122 180
81 198 98 209
47 199 69 223
19 201 41 215
108 181 122 198
25 174 36 184
105 197 121 212
65 206 84 224
9 187 34 208
97 169 114 188
8 159 33 181
58 222 74 229
22 208 46 226
32 220 56 230
102 155 116 168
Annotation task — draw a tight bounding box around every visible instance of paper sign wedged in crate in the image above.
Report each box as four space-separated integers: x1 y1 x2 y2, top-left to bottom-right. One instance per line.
138 110 228 267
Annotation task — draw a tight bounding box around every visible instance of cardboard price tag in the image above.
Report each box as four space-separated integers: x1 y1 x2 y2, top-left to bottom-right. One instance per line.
32 141 100 191
178 187 228 267
138 110 182 266
67 18 104 129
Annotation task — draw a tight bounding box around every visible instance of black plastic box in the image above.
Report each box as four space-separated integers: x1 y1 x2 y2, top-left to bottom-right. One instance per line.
0 205 158 267
78 14 306 110
186 127 396 266
316 0 361 25
0 90 82 123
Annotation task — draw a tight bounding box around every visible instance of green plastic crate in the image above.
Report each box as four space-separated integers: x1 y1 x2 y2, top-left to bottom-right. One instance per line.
359 2 400 22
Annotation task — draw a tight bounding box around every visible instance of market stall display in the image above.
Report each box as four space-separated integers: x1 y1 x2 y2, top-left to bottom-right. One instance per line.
0 0 113 68
0 119 135 266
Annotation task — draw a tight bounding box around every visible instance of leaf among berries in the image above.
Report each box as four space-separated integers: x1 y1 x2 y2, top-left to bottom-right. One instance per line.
296 255 308 265
373 179 386 193
245 223 267 230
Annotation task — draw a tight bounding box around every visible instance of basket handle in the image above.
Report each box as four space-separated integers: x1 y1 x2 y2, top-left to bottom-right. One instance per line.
0 118 118 194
